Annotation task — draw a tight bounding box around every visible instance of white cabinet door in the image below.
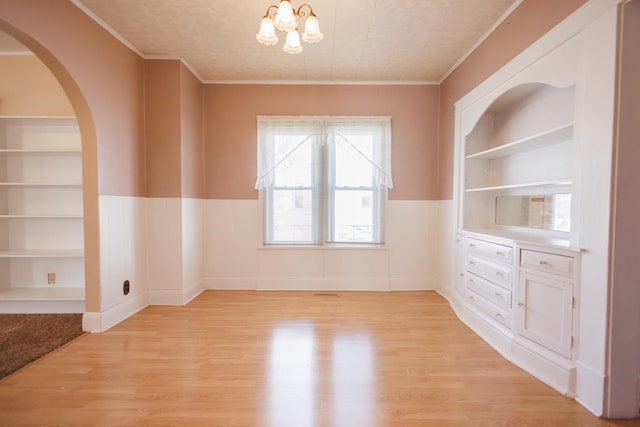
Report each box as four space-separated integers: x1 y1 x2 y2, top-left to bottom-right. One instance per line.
517 271 573 358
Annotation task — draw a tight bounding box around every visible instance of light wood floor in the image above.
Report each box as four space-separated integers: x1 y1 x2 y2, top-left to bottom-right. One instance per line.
1 291 639 427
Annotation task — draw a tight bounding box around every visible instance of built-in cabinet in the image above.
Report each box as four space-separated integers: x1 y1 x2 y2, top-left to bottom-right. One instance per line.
451 25 589 397
0 117 84 312
517 245 578 359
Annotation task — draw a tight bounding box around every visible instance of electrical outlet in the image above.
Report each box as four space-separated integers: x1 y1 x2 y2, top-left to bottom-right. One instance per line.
123 280 130 295
47 272 56 285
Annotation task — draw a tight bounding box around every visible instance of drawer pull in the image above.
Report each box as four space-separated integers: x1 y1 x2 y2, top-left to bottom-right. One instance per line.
495 313 504 319
468 295 475 301
469 261 475 266
469 243 476 248
495 271 504 278
459 273 464 277
518 302 524 307
495 292 502 298
496 251 505 256
539 260 548 265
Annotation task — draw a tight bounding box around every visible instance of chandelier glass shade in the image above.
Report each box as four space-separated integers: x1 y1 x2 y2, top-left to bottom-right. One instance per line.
256 0 323 54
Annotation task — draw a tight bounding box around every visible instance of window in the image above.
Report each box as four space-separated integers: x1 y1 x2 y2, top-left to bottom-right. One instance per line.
256 116 392 245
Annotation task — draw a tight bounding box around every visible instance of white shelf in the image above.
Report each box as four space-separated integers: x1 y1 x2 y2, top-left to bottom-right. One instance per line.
0 250 84 258
466 123 573 160
0 182 82 187
0 287 84 301
0 149 81 154
0 215 83 219
466 180 571 193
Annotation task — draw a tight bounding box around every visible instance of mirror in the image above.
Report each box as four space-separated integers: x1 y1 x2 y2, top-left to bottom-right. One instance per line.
495 194 571 232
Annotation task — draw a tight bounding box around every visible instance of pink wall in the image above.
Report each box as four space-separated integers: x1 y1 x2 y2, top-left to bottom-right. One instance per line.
0 55 73 116
145 60 181 198
145 60 205 199
180 63 205 199
437 0 589 199
204 84 440 200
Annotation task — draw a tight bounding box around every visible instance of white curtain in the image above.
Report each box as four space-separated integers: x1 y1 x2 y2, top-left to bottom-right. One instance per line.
255 116 393 190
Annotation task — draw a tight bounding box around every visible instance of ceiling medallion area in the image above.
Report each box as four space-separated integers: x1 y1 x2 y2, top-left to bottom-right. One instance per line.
256 0 323 54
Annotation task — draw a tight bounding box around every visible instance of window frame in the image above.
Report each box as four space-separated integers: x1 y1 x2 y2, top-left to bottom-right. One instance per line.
257 116 391 247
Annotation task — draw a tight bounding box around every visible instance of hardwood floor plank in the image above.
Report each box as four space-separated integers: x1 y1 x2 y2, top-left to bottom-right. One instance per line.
0 291 638 426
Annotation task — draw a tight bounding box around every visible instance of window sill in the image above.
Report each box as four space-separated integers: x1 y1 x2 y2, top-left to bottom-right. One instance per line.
258 243 389 251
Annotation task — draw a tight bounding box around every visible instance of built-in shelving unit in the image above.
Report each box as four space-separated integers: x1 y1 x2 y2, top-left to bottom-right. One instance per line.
461 83 576 238
0 117 84 313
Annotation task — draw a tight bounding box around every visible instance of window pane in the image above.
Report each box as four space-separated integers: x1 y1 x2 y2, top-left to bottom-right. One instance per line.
332 190 374 243
335 136 373 187
272 189 314 243
274 135 313 187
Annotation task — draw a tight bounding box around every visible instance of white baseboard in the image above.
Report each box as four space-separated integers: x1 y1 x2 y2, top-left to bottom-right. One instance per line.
256 278 389 291
149 280 205 305
205 277 257 290
389 278 434 291
82 292 148 332
575 360 605 416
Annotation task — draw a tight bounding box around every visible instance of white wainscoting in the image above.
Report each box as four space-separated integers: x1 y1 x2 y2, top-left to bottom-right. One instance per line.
87 195 149 332
204 199 448 291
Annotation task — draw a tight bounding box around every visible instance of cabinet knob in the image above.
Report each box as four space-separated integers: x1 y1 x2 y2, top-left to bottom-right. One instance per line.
539 260 548 265
518 302 524 307
459 273 464 277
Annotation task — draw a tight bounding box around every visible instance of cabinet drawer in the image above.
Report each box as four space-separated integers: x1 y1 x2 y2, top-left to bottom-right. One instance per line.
466 288 512 329
467 255 512 289
466 272 511 309
466 238 513 265
520 250 575 277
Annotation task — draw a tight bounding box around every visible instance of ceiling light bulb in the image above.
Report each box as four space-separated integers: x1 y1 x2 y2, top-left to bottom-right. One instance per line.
301 15 323 43
282 29 303 54
256 17 278 45
274 0 296 31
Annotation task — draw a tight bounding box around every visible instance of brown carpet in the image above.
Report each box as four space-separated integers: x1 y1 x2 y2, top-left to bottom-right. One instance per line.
0 313 84 379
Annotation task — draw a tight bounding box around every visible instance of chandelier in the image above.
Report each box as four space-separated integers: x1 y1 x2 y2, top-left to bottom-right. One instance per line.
256 0 323 54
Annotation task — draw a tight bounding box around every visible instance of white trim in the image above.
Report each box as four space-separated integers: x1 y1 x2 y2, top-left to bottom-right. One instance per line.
70 0 144 57
389 278 435 291
439 0 525 83
204 80 439 86
575 360 606 416
205 277 258 290
82 293 148 332
256 278 390 291
454 0 622 111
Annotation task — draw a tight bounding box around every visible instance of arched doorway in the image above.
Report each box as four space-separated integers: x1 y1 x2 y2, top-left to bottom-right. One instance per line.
0 22 100 321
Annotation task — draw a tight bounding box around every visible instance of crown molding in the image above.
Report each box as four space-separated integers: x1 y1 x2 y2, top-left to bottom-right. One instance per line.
70 0 144 58
439 0 524 83
203 80 439 86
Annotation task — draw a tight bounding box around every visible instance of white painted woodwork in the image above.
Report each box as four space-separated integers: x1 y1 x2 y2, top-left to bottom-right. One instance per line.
0 117 84 312
517 270 574 358
449 0 629 417
204 199 444 291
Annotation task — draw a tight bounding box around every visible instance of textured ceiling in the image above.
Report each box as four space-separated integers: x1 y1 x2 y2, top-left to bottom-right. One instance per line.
5 0 518 82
